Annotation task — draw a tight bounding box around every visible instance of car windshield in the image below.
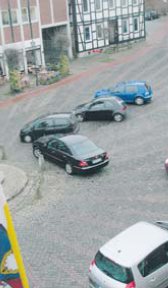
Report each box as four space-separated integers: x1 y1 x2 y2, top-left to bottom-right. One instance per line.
145 83 151 92
70 139 98 156
95 251 134 284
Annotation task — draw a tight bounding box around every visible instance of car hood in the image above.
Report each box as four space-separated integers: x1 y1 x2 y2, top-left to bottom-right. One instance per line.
74 103 90 112
94 88 113 98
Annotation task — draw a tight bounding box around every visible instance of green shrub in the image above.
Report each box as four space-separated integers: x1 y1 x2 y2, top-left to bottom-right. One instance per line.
9 70 22 93
39 74 61 86
59 54 70 77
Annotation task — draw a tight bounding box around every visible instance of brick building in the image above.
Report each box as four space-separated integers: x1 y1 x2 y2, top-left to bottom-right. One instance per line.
0 0 72 76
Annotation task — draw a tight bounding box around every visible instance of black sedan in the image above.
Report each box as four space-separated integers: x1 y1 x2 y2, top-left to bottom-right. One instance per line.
73 97 127 122
20 113 79 143
33 134 109 175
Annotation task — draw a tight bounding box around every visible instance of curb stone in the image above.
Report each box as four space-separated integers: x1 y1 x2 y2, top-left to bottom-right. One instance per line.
0 163 28 201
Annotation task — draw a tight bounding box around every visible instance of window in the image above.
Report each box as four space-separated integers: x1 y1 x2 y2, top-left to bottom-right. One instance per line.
138 243 168 277
114 84 125 93
2 10 18 25
57 142 70 154
95 251 134 284
83 0 89 12
84 26 91 41
30 7 36 21
126 85 137 93
90 101 105 110
133 0 138 4
109 0 115 8
54 118 69 126
122 19 128 34
121 0 127 6
97 24 103 39
133 18 138 32
22 8 28 22
22 7 36 23
95 0 101 10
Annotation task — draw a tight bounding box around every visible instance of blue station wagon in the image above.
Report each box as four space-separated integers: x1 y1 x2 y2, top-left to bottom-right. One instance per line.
94 81 153 105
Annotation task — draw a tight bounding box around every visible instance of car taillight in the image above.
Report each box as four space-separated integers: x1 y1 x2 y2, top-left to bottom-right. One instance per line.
104 152 109 159
89 259 95 272
122 105 127 110
125 281 136 288
79 160 88 167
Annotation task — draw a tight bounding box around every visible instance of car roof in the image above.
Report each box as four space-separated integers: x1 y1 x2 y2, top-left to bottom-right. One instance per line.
100 222 168 267
36 134 88 145
117 80 146 86
60 134 88 145
45 113 72 119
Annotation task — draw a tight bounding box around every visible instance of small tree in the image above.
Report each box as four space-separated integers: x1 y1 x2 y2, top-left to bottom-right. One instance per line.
5 48 22 93
59 54 70 77
5 48 20 71
9 70 22 93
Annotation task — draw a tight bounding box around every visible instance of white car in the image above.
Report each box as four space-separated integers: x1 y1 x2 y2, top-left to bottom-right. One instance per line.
89 221 168 288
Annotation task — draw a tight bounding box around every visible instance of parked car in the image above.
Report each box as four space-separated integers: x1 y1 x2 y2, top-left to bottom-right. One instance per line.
20 113 79 143
33 134 109 175
94 81 153 105
89 221 168 288
73 97 127 122
145 10 159 21
164 158 168 173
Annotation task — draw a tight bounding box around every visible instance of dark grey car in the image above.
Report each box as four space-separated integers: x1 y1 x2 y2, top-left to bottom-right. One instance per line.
73 97 127 122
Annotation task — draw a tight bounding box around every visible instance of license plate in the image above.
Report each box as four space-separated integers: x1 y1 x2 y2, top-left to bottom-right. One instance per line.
92 158 102 164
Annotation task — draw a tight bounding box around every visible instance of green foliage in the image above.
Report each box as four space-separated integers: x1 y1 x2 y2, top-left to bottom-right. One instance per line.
46 63 60 71
39 75 61 86
59 54 70 77
9 70 22 93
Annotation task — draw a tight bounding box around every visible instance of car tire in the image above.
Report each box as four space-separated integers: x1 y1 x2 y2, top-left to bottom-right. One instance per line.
135 97 144 105
33 147 42 158
65 163 74 175
113 113 124 122
23 135 32 143
76 113 85 122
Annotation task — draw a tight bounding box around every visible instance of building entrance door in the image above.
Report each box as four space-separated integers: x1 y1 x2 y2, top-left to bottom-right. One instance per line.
108 19 118 44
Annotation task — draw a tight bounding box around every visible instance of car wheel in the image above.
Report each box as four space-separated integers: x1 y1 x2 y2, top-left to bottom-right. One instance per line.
76 113 84 122
33 148 42 158
113 113 124 122
65 163 74 175
135 97 144 105
23 135 32 143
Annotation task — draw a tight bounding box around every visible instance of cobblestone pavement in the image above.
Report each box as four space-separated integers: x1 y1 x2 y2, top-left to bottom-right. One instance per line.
1 17 168 288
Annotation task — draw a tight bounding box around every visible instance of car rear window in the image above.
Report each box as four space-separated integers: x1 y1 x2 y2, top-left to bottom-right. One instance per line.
95 251 134 284
70 139 97 156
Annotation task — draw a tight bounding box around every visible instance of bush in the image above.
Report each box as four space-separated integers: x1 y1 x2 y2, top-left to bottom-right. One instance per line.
39 74 61 85
9 70 22 93
59 54 70 77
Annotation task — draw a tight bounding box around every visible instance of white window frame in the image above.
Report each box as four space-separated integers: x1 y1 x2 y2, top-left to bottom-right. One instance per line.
1 9 18 26
95 0 102 11
83 0 89 13
96 24 103 39
22 6 37 23
108 0 115 8
84 26 91 41
122 19 129 34
121 0 127 7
